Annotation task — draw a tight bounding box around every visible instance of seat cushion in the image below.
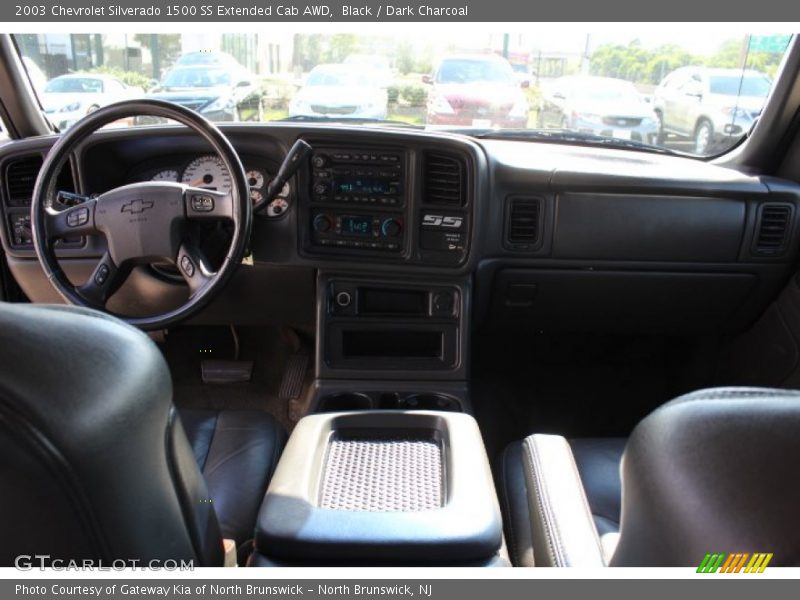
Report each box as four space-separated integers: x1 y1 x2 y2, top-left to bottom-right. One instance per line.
569 438 625 536
179 409 286 555
499 437 625 566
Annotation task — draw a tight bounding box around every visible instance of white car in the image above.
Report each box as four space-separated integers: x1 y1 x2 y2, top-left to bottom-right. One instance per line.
653 67 772 154
41 74 141 130
289 64 388 121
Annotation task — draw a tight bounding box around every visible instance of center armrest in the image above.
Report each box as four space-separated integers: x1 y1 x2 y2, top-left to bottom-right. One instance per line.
253 411 504 565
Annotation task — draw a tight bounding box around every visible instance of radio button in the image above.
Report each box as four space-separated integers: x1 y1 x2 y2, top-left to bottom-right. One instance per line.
313 214 333 233
381 218 402 238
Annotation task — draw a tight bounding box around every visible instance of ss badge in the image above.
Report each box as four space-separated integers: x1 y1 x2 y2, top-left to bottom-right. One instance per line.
422 214 464 229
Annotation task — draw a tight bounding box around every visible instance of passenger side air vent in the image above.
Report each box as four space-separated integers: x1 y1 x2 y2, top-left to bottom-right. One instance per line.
505 196 542 250
423 152 466 206
754 203 793 256
4 155 43 207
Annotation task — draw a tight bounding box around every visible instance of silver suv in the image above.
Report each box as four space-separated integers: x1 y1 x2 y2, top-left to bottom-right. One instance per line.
653 67 772 154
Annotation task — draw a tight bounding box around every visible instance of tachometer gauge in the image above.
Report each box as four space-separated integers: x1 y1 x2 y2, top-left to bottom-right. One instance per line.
249 189 263 204
246 169 265 189
151 169 179 182
182 155 232 194
267 198 289 217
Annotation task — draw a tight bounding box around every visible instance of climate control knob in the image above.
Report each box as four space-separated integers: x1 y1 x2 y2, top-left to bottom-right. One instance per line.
313 214 333 233
381 218 402 238
311 154 328 169
313 182 329 196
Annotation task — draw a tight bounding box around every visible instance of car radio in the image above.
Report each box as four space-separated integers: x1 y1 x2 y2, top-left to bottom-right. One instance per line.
310 148 404 207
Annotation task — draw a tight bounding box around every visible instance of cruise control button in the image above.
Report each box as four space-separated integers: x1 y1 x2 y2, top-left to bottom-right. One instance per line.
94 264 110 285
190 195 215 212
180 255 195 277
67 207 89 227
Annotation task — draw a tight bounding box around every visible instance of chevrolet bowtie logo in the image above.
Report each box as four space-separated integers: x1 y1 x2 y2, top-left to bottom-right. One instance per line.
121 199 154 214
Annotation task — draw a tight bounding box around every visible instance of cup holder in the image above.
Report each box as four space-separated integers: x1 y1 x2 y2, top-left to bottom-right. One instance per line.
319 392 373 412
400 393 460 412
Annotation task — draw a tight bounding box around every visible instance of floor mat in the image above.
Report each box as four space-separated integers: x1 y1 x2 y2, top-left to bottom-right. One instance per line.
160 325 305 433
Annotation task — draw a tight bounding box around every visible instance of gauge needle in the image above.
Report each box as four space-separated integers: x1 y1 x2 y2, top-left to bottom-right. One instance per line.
190 178 207 187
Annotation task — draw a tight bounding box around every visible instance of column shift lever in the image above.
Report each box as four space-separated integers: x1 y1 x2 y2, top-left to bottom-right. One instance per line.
253 138 312 213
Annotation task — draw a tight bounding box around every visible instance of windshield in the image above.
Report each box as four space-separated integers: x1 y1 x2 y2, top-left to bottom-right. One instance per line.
44 77 103 93
435 58 516 85
709 75 772 97
13 31 793 157
161 67 233 88
306 68 373 87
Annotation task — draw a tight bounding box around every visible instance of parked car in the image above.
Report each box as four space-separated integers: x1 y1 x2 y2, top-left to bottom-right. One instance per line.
174 50 243 69
343 54 393 88
423 53 529 128
143 64 262 122
288 64 388 120
653 67 772 154
40 73 141 130
538 75 659 144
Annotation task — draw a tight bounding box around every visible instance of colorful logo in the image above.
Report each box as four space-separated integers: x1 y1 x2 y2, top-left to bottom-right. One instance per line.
697 553 773 573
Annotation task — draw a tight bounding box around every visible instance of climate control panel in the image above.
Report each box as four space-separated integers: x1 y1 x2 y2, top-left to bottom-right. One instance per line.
311 210 405 252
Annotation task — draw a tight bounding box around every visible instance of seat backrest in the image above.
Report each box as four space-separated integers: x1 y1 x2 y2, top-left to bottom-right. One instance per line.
612 387 800 567
0 303 224 567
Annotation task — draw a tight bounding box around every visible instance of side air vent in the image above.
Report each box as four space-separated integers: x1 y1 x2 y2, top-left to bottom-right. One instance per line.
754 203 793 256
4 155 43 206
423 152 466 206
505 196 542 250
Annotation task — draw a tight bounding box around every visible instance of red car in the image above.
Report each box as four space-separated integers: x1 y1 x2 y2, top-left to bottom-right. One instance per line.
424 54 529 128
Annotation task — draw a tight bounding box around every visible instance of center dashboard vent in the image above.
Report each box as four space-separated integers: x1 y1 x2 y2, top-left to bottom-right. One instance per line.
505 196 542 250
422 152 466 206
754 203 793 256
4 155 43 207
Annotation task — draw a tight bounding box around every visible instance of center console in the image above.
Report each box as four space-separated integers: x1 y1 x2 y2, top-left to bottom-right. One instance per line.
250 411 506 566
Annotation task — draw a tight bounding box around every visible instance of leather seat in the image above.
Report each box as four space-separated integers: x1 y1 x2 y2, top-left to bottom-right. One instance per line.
500 388 800 567
0 303 284 566
180 409 285 559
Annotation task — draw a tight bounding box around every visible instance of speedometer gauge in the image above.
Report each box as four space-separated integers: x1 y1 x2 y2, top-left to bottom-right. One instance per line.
151 169 179 182
182 155 232 194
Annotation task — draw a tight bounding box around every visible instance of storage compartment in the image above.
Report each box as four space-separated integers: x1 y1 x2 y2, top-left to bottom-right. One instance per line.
342 329 443 358
253 411 503 565
327 322 459 370
553 193 746 262
489 268 757 334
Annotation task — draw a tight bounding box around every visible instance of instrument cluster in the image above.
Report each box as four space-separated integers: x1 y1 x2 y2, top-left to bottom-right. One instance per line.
136 154 291 217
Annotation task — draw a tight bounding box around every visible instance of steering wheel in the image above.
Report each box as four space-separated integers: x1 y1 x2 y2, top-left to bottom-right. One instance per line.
31 99 252 330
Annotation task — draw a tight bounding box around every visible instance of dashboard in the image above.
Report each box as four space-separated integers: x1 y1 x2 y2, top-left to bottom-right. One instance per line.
1 123 799 338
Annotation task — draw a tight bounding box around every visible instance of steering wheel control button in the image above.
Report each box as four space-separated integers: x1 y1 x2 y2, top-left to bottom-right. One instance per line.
191 194 215 213
180 255 196 277
67 207 90 228
94 264 110 286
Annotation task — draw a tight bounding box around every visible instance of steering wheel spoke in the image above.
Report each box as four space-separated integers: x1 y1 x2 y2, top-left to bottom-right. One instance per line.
45 197 98 240
175 241 215 297
183 187 234 221
76 253 127 308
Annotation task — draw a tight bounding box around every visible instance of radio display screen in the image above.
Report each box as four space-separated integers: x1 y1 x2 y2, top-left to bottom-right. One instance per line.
340 216 373 236
336 179 393 195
